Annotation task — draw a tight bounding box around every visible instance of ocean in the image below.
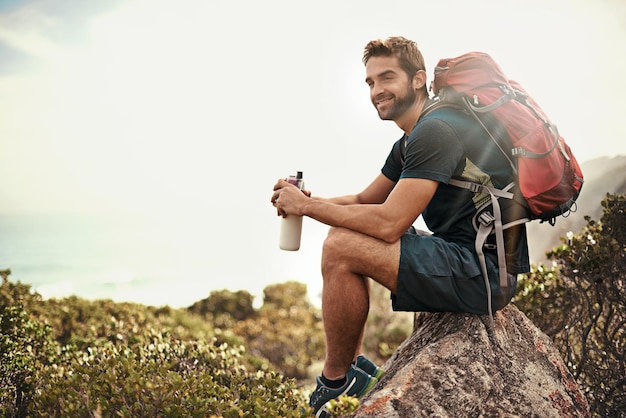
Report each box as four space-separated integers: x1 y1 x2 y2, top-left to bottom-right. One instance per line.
0 213 188 307
0 212 328 309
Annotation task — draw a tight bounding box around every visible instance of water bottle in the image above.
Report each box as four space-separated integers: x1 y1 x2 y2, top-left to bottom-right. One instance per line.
279 171 304 251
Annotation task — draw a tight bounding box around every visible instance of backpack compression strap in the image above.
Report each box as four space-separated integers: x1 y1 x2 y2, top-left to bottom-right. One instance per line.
448 179 530 326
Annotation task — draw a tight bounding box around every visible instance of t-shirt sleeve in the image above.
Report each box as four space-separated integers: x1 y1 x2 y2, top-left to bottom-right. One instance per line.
401 117 465 183
381 138 405 182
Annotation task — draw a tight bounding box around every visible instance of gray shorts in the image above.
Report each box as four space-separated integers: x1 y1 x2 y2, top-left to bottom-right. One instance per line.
391 229 516 315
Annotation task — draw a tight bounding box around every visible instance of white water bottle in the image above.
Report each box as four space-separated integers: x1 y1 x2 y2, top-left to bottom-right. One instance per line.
279 171 304 251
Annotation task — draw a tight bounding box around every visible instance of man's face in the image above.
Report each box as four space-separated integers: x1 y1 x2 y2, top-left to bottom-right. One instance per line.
365 55 416 121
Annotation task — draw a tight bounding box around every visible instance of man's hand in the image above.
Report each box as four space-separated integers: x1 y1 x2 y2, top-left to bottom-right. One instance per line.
271 179 310 217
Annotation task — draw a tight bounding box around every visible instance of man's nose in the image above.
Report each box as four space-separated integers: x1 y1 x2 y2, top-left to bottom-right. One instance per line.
370 82 384 99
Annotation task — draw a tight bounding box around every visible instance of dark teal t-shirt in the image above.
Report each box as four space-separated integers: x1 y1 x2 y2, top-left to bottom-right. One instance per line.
381 105 530 274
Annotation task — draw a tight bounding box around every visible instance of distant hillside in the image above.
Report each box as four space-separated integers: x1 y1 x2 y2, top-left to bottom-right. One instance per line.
527 155 626 264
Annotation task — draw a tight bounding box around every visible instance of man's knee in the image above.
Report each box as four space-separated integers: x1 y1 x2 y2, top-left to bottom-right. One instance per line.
322 226 346 253
322 228 355 271
322 227 351 259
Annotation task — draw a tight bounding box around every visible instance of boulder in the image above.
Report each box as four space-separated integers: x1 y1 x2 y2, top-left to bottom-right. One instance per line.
354 304 590 417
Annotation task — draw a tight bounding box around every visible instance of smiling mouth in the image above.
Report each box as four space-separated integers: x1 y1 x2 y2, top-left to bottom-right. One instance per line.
376 96 393 107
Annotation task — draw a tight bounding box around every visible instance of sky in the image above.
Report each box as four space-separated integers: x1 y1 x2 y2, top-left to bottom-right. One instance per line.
1 0 625 307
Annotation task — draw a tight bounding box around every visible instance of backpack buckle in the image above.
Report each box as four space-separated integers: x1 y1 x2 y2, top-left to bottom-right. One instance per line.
478 211 496 227
511 147 526 156
467 182 483 193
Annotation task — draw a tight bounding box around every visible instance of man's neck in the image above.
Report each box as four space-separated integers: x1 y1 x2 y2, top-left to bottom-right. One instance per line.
397 94 430 135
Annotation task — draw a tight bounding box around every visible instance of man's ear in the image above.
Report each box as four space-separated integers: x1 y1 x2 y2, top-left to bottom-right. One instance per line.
413 70 427 90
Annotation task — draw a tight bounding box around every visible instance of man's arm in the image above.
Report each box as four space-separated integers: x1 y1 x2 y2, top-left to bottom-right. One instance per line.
273 176 438 243
310 173 397 205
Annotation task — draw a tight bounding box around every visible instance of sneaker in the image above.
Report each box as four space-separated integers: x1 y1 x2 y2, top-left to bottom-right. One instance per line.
355 354 385 380
309 365 377 417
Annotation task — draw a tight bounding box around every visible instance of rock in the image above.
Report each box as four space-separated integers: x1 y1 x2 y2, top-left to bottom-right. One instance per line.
354 304 590 418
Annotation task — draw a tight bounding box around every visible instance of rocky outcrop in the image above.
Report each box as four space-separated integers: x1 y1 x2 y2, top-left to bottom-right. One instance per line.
354 304 590 417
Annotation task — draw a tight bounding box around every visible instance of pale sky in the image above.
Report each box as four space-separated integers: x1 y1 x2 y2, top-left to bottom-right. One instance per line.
1 0 625 306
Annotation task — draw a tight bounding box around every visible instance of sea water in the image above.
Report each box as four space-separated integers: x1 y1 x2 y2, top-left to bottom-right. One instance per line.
0 213 214 307
0 212 328 309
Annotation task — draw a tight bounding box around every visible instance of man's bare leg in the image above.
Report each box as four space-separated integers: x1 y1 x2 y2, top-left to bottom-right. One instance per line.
353 278 371 362
320 227 400 379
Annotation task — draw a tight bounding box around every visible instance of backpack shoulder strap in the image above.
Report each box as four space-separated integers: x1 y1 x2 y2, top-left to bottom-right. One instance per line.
400 99 469 165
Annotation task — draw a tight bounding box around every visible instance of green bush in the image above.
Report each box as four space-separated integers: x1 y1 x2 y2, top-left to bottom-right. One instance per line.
234 282 325 380
32 332 310 417
514 193 626 417
0 301 56 418
0 278 312 417
188 289 256 321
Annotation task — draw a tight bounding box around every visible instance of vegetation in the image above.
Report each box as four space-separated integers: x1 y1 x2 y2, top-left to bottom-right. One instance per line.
514 193 626 417
0 278 313 417
1 193 623 417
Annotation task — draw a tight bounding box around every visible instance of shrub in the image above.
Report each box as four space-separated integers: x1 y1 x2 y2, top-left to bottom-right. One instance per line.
0 277 312 417
188 289 256 321
514 193 626 417
0 301 56 418
32 332 310 417
233 282 325 379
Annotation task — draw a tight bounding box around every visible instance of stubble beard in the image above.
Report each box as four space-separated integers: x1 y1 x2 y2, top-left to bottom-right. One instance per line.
375 86 417 121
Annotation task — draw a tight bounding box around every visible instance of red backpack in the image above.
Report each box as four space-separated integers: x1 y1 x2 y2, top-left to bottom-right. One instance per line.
427 52 584 324
430 51 584 222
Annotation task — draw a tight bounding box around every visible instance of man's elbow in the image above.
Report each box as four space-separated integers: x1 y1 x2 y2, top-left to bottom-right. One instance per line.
378 223 407 244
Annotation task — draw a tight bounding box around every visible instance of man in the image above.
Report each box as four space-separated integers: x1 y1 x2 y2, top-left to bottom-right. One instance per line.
270 36 529 416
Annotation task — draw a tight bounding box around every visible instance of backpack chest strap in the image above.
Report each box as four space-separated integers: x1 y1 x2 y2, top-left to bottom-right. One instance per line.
448 178 515 200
